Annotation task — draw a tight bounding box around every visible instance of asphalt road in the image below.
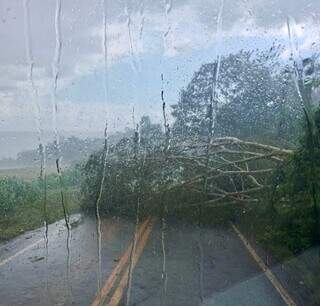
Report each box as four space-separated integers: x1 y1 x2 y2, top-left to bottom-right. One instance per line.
0 214 289 306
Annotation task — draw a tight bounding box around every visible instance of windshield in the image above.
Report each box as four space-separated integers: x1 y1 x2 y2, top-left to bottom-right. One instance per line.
0 1 319 305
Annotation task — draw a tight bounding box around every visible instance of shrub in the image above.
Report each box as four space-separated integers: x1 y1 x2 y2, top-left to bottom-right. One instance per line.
0 177 40 214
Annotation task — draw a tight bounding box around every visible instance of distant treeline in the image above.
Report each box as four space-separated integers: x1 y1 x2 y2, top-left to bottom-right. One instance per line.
0 131 133 169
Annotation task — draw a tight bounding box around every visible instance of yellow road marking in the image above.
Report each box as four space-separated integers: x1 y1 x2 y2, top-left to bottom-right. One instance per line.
0 238 43 268
107 218 156 306
91 217 152 306
230 222 296 306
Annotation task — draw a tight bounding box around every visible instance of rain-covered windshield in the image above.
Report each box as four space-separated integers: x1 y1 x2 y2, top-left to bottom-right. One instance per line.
0 0 320 305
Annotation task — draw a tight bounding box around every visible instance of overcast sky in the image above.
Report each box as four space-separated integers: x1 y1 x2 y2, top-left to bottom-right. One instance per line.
0 0 319 138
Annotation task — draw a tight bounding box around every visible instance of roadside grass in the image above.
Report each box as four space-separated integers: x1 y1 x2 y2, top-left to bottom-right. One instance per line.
235 204 293 261
0 165 82 242
235 202 320 306
235 201 317 262
0 188 80 242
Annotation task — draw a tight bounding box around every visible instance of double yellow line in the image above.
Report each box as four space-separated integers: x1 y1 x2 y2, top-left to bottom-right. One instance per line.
91 217 156 306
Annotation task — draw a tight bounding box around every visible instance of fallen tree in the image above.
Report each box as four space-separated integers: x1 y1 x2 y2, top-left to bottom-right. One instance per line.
80 135 294 214
149 137 294 209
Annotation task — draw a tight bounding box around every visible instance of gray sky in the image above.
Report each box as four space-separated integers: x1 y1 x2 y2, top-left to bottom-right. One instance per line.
0 0 319 138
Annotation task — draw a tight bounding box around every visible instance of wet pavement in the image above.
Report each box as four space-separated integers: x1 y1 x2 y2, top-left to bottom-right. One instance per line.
0 214 288 306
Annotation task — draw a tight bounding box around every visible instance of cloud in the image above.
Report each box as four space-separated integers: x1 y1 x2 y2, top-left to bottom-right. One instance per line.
0 0 319 134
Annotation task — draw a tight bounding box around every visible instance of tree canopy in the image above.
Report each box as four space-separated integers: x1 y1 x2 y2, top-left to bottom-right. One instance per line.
171 49 302 145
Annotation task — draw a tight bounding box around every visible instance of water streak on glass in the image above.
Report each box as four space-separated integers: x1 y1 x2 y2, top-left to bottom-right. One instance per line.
125 0 138 72
160 72 169 304
160 3 174 301
51 0 71 228
23 0 49 304
93 0 109 302
1 1 320 305
200 0 225 302
125 34 142 306
138 0 145 42
126 197 140 306
286 16 312 116
51 0 72 302
163 0 172 52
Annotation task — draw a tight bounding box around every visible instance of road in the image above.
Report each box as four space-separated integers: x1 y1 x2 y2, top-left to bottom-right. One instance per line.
0 214 292 306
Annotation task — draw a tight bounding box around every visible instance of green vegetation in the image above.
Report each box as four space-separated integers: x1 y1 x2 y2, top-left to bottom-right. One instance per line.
171 48 302 146
0 177 39 215
0 166 81 241
80 118 165 217
261 108 320 254
234 108 320 262
0 48 318 302
80 49 310 223
79 49 320 303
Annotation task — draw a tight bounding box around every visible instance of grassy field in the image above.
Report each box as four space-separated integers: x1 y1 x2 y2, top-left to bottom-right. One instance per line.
0 189 80 242
0 166 61 181
0 167 81 242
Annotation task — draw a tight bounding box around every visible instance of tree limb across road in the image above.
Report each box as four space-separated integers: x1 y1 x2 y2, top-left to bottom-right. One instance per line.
149 137 294 208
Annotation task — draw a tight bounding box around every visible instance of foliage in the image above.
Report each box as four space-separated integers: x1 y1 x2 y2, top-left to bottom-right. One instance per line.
79 52 320 260
81 143 166 215
80 115 193 215
0 164 82 241
171 49 302 145
0 187 79 241
46 163 83 189
0 177 40 215
257 107 320 255
80 116 285 220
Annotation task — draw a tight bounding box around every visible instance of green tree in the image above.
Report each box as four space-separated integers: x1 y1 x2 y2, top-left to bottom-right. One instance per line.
171 49 302 145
